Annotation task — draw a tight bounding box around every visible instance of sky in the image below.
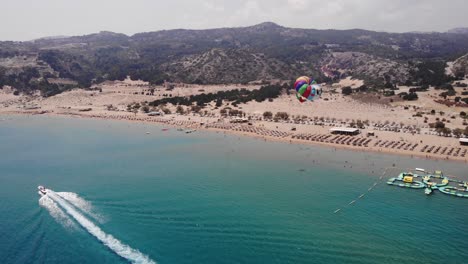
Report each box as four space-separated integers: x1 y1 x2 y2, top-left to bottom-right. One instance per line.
1 0 467 41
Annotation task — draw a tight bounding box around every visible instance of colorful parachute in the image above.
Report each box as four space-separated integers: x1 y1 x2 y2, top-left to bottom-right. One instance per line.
294 76 322 103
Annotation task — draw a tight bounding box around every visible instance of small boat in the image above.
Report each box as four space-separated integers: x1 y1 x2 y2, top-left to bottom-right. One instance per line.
424 188 432 195
37 186 47 196
145 132 150 134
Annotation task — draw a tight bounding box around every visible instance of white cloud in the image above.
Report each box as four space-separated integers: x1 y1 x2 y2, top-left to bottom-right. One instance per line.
287 0 308 11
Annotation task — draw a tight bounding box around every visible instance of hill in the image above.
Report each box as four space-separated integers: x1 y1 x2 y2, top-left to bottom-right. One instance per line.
1 22 468 96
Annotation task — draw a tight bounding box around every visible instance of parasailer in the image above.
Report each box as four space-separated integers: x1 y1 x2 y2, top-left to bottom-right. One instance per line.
293 76 322 103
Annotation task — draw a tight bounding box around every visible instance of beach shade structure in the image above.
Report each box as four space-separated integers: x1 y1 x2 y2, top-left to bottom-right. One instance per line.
329 127 360 135
293 76 322 103
459 138 468 146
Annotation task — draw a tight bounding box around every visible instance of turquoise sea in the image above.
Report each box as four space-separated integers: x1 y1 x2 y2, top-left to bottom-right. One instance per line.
0 115 467 264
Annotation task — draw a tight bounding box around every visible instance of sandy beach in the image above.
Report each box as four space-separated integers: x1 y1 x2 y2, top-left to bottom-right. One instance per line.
1 78 467 163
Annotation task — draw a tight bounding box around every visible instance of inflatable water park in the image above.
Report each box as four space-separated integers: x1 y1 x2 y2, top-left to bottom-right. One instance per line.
387 169 468 198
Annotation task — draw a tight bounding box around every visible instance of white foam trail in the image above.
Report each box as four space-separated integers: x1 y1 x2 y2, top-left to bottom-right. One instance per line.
39 195 76 229
47 190 156 264
56 192 105 223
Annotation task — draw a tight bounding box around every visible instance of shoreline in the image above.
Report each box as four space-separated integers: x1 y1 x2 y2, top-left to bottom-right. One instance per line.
3 110 467 164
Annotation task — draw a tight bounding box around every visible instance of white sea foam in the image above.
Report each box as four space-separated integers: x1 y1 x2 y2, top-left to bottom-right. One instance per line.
46 190 156 264
56 192 105 223
39 195 76 229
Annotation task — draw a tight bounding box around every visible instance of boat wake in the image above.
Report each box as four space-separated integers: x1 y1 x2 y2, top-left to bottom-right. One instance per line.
39 195 76 229
56 192 105 223
40 189 156 264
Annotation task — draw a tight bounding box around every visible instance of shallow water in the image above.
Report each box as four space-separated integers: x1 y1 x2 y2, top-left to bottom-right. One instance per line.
0 115 467 264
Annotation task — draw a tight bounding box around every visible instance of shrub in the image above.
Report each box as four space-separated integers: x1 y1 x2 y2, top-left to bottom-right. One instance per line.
191 105 202 113
342 86 352 95
453 128 464 138
439 90 456 97
401 92 418 101
263 111 273 120
434 121 445 129
176 105 185 114
274 112 289 120
161 108 171 114
141 106 150 113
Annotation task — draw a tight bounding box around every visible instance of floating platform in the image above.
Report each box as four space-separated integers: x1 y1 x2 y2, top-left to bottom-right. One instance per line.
387 177 425 189
387 169 468 198
422 175 449 189
438 186 468 198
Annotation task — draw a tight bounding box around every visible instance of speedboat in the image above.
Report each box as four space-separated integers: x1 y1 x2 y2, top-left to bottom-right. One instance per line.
38 186 47 196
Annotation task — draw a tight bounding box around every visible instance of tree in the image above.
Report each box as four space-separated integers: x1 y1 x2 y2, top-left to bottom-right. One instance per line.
191 105 202 113
384 82 394 89
384 90 395 96
274 112 289 121
402 92 418 101
13 90 20 96
215 99 222 107
356 85 368 92
438 83 454 90
176 105 185 114
342 86 352 95
263 111 273 120
460 111 466 117
220 109 227 116
453 128 463 138
141 105 150 113
434 121 445 129
442 127 451 137
161 108 171 114
356 119 364 128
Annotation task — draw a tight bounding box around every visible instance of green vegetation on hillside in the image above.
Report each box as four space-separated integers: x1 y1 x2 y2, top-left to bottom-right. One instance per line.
149 84 287 107
1 23 468 96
